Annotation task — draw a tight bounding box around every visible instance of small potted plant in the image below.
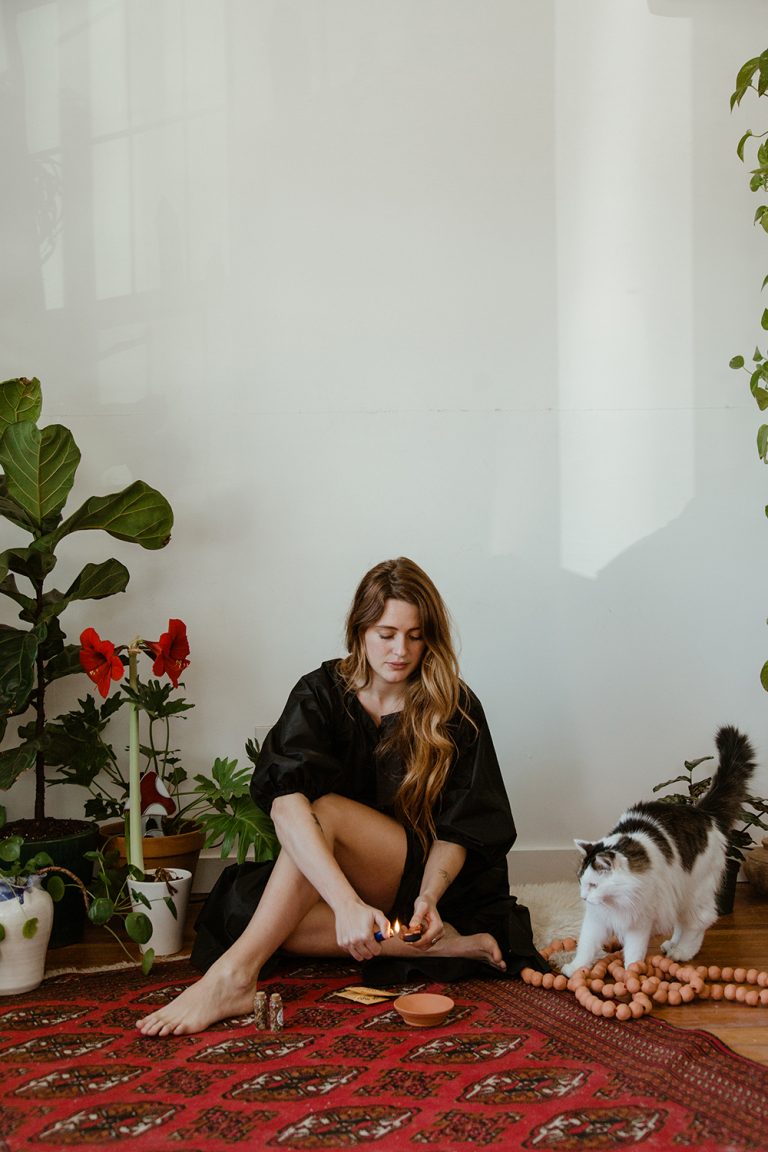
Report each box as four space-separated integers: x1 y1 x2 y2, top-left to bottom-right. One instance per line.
0 376 173 945
653 753 768 912
0 814 62 995
47 618 277 878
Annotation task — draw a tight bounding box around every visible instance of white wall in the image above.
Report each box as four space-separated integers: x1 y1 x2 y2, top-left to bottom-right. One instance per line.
2 0 768 871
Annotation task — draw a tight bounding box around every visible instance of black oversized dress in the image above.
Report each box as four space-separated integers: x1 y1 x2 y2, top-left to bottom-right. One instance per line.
191 660 546 981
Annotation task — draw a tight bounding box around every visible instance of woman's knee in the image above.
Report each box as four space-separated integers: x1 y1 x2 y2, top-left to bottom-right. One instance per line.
309 793 349 836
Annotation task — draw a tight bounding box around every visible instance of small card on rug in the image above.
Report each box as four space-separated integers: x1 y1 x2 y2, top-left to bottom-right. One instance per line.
334 986 400 1005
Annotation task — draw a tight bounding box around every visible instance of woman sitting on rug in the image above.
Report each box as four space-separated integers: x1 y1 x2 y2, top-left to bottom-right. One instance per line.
136 556 546 1036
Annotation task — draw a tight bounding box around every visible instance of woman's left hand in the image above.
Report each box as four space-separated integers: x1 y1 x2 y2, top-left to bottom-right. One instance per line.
407 894 444 949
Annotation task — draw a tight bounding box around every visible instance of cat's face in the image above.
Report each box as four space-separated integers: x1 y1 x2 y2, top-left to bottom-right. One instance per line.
575 839 645 906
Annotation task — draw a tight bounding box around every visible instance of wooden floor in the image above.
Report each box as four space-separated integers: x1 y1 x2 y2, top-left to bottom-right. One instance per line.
46 884 768 1065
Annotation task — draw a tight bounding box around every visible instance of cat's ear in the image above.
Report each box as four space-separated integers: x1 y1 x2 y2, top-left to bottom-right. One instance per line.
574 839 592 856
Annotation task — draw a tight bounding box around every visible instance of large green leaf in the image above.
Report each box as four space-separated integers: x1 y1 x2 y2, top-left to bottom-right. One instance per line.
0 479 35 533
55 481 173 550
0 378 42 435
4 545 57 583
0 422 80 528
0 741 37 790
45 643 88 685
0 625 37 714
65 558 130 603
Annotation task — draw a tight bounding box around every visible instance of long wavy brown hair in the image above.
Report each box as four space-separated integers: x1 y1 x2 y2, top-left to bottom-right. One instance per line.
338 557 474 854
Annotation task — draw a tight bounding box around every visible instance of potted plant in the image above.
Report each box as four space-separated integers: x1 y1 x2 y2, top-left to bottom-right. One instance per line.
1 805 162 983
0 375 173 944
0 810 62 994
653 753 768 912
46 618 278 876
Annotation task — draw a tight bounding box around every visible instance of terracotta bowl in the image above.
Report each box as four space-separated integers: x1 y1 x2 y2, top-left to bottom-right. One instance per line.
393 993 454 1027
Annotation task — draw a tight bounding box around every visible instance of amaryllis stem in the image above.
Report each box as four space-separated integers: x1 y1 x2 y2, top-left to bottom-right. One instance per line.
128 645 145 875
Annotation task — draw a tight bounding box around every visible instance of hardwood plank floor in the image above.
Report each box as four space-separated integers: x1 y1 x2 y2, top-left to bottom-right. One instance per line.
45 884 768 1064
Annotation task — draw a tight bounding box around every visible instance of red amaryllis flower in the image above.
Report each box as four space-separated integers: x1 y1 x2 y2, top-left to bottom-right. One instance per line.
145 618 190 688
79 627 124 698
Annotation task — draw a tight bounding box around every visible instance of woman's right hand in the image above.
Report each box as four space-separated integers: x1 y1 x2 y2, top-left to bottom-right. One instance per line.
335 900 390 962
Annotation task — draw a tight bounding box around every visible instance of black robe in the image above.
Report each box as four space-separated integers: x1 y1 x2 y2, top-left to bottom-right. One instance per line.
192 660 547 981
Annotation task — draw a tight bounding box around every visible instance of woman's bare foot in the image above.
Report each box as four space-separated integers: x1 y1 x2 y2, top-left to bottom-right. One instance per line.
428 928 506 970
135 955 259 1036
383 923 506 970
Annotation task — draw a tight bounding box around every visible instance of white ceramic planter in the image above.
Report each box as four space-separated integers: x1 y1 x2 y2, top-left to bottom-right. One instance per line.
0 877 55 995
129 868 192 957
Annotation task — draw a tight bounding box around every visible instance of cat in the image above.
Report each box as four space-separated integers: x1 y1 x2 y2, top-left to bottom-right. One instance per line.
561 725 756 977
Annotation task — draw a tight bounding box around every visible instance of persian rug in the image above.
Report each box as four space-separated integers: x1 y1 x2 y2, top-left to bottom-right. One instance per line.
1 955 768 1152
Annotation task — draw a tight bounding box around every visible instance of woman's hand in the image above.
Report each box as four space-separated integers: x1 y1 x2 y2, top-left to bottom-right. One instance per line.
335 900 390 962
407 893 445 949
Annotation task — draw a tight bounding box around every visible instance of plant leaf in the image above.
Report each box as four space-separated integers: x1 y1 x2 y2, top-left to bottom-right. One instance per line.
0 626 37 715
54 482 173 551
0 377 42 435
730 355 745 369
64 559 130 604
125 910 153 945
0 422 80 527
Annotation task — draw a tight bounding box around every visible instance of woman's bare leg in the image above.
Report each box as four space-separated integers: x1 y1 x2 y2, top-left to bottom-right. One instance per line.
135 795 408 1036
135 794 505 1036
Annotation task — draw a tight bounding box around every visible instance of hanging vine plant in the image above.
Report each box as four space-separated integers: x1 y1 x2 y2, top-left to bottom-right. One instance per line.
729 50 768 690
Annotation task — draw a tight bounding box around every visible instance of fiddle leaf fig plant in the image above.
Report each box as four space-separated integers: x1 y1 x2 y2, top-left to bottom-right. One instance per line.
729 51 768 690
0 376 174 823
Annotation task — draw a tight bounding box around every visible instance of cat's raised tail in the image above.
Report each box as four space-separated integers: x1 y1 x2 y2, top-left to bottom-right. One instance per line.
696 725 757 835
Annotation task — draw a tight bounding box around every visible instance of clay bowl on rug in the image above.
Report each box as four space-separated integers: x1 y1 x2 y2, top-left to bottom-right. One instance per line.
393 993 454 1027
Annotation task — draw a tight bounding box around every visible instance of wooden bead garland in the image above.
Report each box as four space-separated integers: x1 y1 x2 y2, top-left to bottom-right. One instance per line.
520 937 768 1021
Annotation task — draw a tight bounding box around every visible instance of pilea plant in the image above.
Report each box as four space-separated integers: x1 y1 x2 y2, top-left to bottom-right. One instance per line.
729 51 768 691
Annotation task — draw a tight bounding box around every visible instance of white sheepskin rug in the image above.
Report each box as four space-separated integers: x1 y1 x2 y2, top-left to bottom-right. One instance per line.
514 881 584 954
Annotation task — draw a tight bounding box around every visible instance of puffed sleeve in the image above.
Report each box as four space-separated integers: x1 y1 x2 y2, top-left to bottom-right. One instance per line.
250 665 347 811
434 691 517 861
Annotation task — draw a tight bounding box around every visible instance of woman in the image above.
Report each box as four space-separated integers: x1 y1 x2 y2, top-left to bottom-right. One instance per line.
136 557 545 1036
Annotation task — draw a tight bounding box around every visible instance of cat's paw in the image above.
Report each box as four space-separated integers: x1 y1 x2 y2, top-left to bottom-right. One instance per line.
561 959 588 978
661 939 694 962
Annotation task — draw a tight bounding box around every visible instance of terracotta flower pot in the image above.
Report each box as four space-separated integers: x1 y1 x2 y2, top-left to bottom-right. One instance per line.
99 822 204 881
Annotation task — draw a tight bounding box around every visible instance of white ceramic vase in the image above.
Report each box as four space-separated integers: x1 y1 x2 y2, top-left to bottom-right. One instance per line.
129 868 192 957
0 877 55 995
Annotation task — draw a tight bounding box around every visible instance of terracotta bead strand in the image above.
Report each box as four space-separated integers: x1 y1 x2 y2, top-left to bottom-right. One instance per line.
521 938 768 1021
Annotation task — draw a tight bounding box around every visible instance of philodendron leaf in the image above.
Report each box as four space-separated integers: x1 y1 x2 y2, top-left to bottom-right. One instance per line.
65 559 130 603
0 421 80 527
0 377 42 435
22 917 39 939
55 482 173 551
730 355 745 369
141 948 155 974
761 660 768 692
737 130 753 161
758 424 768 462
0 625 37 714
0 923 5 942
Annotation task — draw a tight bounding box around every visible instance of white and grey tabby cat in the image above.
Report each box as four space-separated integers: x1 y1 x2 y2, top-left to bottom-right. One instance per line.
561 726 756 978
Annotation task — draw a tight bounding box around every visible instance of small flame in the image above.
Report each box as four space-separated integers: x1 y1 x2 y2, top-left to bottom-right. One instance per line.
393 919 401 936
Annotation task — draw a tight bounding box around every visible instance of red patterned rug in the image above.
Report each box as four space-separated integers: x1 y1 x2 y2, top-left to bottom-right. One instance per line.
1 958 767 1151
